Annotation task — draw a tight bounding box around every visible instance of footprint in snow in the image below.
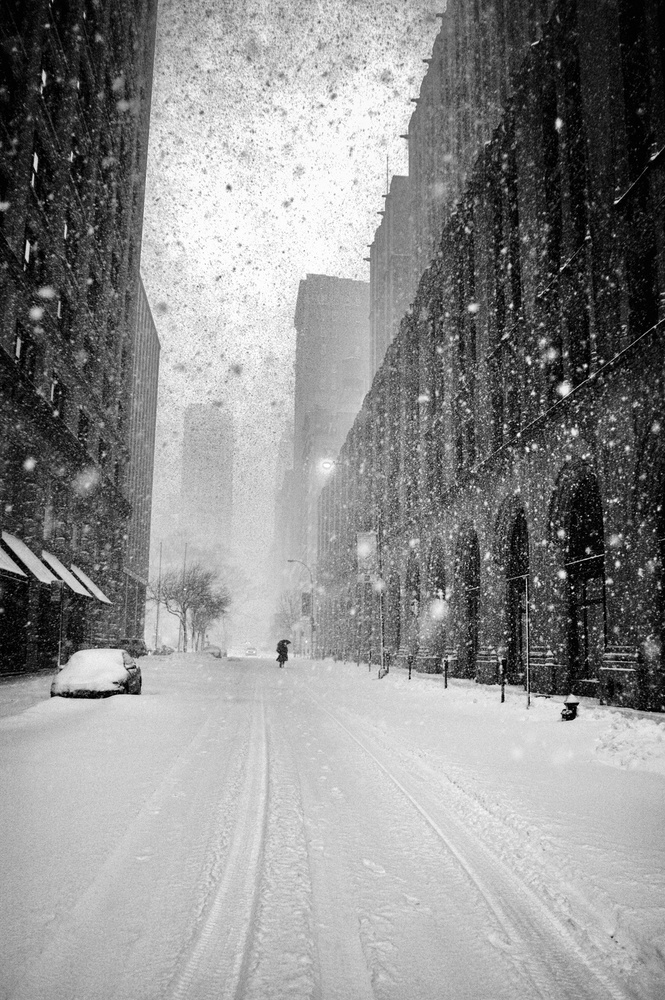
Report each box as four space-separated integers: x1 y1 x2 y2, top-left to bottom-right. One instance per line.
487 931 518 954
362 859 386 876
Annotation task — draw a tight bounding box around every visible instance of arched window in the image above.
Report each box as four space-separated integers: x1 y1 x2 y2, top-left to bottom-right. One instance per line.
456 528 480 677
405 551 421 619
423 537 448 659
428 538 446 602
506 508 529 680
565 471 606 687
385 573 401 656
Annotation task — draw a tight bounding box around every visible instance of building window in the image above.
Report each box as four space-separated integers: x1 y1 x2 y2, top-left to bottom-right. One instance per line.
14 324 38 381
30 139 55 217
541 76 562 280
22 228 46 281
86 272 101 315
77 408 91 448
49 0 72 30
43 501 55 541
79 335 96 376
618 0 653 179
50 373 67 419
0 168 10 231
57 293 72 340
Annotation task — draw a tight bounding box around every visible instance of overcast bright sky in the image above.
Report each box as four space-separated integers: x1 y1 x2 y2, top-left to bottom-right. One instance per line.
140 0 443 640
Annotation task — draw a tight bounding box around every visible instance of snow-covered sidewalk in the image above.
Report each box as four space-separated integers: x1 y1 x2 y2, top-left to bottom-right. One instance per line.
314 658 665 994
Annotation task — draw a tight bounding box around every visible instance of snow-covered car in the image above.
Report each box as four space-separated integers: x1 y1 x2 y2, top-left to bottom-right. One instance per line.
245 646 257 656
202 644 223 658
51 648 142 699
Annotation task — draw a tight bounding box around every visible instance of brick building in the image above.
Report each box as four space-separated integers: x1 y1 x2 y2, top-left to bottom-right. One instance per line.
0 0 158 673
368 174 412 378
367 1 558 382
317 0 665 712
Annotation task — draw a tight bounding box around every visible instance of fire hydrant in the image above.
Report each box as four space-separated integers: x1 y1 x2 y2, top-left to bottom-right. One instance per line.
561 693 579 721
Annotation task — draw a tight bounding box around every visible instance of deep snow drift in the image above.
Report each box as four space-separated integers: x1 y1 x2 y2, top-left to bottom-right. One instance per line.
0 654 663 999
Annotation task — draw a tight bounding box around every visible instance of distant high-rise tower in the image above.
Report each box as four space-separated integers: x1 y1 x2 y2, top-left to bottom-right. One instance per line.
181 405 233 556
290 274 369 574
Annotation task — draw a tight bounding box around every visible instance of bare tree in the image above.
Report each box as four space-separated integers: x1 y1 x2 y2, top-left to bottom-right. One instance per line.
191 587 231 650
271 587 302 639
151 562 230 652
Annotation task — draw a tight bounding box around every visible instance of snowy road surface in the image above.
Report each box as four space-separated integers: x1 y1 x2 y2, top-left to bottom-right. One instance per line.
1 655 664 999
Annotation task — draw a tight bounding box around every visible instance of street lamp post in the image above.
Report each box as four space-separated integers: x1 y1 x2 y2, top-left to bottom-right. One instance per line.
287 558 315 658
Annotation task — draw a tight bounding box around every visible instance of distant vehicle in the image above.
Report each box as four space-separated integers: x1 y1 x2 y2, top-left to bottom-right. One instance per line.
51 648 142 699
245 647 257 656
153 645 174 656
202 644 223 658
118 637 148 658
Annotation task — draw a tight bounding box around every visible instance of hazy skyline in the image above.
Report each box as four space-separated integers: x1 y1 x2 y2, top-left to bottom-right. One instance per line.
141 0 444 641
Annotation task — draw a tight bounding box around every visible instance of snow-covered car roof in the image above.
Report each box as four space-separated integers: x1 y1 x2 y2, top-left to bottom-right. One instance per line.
52 648 136 695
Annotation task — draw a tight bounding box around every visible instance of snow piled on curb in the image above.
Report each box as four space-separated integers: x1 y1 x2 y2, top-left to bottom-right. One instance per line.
593 714 665 775
366 661 665 774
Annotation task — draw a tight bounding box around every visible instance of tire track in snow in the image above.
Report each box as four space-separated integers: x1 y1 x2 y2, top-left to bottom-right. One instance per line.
314 699 631 1000
241 718 318 999
289 718 380 1000
166 691 269 1000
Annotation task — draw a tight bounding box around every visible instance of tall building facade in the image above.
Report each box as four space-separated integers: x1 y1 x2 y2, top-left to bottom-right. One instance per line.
289 274 369 589
123 277 160 639
369 174 412 378
318 0 665 712
368 0 557 379
0 0 158 673
180 404 233 563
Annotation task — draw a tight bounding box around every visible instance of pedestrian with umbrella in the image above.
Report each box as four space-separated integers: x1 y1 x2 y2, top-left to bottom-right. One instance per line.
276 639 290 667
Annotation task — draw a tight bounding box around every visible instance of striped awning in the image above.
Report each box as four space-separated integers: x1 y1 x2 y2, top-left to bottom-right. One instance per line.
1 532 57 585
0 547 27 578
42 551 94 598
70 564 113 605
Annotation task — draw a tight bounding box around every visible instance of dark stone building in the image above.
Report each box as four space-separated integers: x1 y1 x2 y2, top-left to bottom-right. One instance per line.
0 0 158 673
369 174 413 379
368 0 558 383
317 0 665 712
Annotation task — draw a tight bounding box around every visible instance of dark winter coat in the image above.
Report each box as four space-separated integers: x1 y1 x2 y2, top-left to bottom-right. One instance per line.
276 640 289 661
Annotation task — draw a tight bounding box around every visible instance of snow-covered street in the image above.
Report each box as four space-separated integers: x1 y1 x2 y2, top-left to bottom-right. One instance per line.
1 653 664 1000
